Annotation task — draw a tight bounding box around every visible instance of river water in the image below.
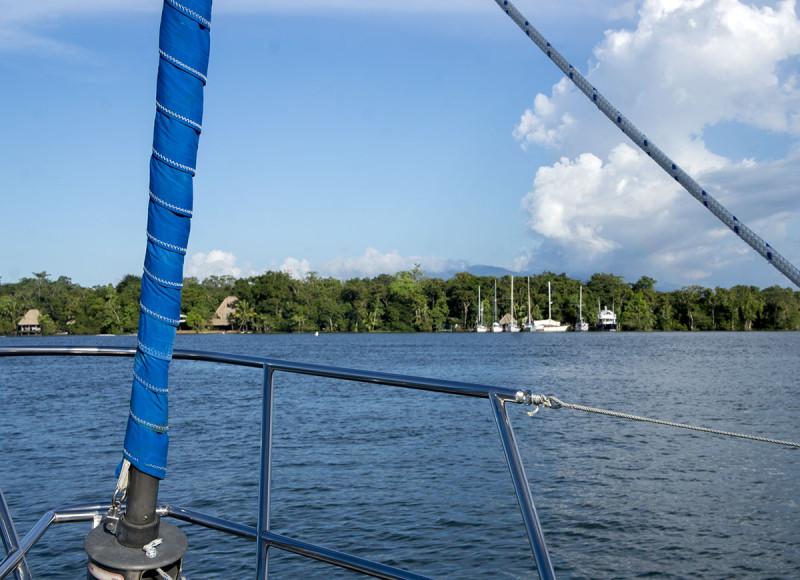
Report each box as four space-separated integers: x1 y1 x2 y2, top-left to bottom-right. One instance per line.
1 332 798 578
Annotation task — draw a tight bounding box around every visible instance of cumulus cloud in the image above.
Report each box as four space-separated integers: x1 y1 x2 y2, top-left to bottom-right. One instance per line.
186 250 253 280
279 257 311 280
185 248 467 282
513 0 800 286
319 248 460 279
512 80 576 150
524 144 682 256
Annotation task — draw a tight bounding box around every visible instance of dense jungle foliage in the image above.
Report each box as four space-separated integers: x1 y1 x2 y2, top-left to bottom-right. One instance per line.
2 269 799 335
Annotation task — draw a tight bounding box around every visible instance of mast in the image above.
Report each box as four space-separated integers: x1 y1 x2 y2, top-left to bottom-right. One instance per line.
548 282 552 320
579 286 583 321
493 280 498 323
527 277 532 323
478 286 482 324
86 1 212 576
511 276 515 323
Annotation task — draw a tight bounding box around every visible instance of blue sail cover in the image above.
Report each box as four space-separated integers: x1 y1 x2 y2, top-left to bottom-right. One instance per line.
123 0 212 479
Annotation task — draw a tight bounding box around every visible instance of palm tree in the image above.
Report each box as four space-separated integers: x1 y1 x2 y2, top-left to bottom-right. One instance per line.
232 299 256 332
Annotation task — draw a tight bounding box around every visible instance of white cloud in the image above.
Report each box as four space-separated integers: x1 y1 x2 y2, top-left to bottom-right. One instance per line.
513 0 800 286
509 247 537 272
279 257 311 280
322 248 423 278
512 80 576 149
524 144 682 257
319 248 457 279
185 248 466 282
186 250 252 279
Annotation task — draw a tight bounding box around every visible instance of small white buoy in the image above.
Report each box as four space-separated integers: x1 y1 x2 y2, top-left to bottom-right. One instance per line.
315 331 319 337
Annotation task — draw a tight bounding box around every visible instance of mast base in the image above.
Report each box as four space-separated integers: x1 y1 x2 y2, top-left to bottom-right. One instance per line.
84 519 187 580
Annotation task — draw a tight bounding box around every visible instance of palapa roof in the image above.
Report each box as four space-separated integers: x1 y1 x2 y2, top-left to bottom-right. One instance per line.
18 309 40 326
498 313 517 325
210 296 238 327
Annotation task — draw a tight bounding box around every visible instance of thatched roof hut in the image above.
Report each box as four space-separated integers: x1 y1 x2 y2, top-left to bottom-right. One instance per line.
498 313 516 326
210 296 238 330
18 309 41 335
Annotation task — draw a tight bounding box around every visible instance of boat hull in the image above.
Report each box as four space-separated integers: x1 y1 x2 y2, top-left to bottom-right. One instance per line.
539 325 568 332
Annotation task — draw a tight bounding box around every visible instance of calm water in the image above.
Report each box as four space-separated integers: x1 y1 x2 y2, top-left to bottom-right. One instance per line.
1 332 798 579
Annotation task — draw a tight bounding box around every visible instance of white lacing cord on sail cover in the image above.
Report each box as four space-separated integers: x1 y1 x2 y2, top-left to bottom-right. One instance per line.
492 0 800 288
526 395 800 448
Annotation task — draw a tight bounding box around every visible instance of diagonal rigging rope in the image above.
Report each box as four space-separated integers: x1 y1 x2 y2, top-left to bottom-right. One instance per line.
526 394 800 448
492 0 800 289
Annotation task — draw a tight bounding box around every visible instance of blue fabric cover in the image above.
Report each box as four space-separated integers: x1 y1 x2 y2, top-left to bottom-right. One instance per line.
123 0 212 479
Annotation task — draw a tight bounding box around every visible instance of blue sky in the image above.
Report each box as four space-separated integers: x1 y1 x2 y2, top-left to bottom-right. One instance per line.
2 0 799 290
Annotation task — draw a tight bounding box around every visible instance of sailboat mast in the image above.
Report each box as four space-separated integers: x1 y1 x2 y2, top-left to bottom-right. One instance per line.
493 280 497 322
478 286 482 324
527 277 532 321
548 282 552 320
511 276 514 321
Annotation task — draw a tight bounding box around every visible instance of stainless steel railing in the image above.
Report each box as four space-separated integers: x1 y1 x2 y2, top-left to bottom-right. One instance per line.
0 345 555 579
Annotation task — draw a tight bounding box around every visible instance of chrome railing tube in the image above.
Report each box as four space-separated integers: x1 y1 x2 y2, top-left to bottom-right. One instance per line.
258 530 434 580
0 488 31 580
263 358 526 402
0 511 55 579
160 505 256 540
0 346 553 579
256 366 276 579
490 394 556 580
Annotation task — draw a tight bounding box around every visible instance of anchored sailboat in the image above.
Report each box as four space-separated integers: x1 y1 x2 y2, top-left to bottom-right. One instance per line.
491 280 503 332
534 282 569 332
575 286 589 332
522 277 535 332
474 286 488 333
505 276 521 332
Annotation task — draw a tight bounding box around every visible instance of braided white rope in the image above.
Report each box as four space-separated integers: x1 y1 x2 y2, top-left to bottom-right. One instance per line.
152 147 196 175
530 395 800 448
156 100 202 132
493 0 800 288
159 48 208 84
164 0 211 29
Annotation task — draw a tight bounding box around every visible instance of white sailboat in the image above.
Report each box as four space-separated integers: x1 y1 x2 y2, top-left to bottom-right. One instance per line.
522 276 535 332
491 280 503 332
474 285 488 333
534 282 570 332
505 276 521 332
575 286 590 332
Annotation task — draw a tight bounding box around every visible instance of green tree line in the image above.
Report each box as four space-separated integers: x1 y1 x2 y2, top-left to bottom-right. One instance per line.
2 269 799 335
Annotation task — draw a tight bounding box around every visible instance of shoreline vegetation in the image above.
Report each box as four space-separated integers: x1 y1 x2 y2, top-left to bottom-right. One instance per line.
2 269 798 336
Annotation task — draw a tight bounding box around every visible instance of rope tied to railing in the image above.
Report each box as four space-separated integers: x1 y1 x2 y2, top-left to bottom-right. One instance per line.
526 395 800 448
